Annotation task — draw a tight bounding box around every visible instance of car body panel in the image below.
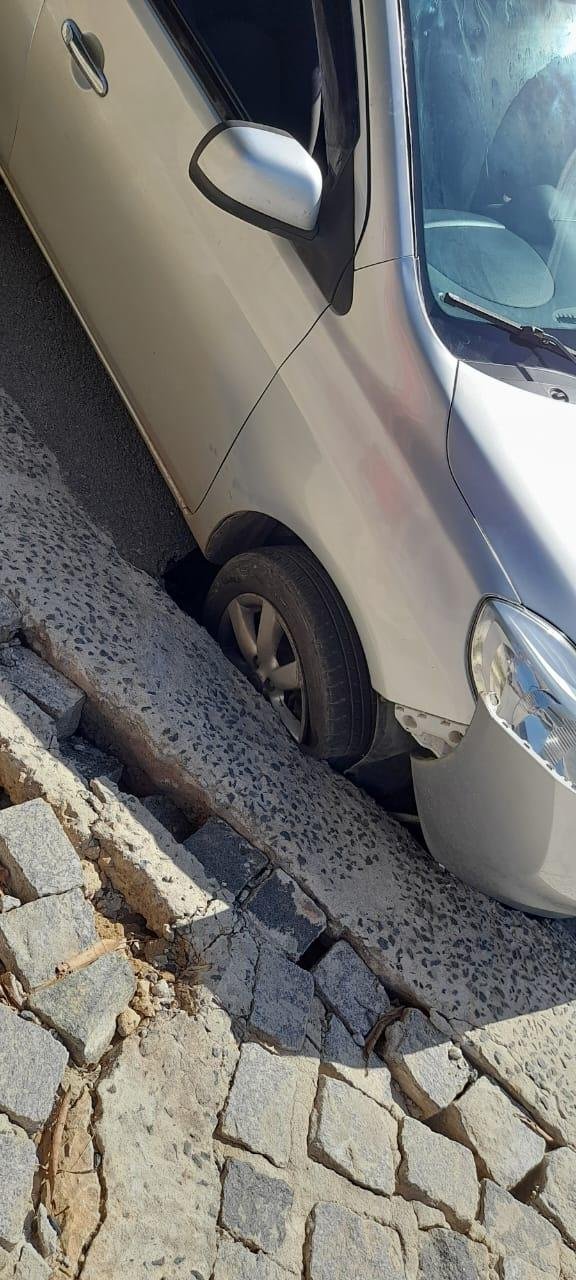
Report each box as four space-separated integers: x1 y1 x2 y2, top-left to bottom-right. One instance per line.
0 0 44 164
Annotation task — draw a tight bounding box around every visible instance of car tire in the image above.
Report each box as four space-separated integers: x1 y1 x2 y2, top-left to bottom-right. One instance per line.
203 545 376 767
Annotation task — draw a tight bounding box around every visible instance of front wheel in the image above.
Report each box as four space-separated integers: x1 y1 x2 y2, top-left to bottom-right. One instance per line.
202 546 376 768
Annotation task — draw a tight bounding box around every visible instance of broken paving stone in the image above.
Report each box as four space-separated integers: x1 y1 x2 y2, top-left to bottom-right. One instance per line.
418 1228 490 1279
481 1180 561 1274
249 944 314 1053
0 896 19 913
399 1116 479 1229
0 1003 67 1131
49 1086 101 1275
213 1235 289 1280
246 869 326 959
528 1147 576 1250
309 1074 398 1195
0 1243 50 1280
322 1014 397 1109
306 1201 405 1280
184 817 267 898
220 1159 293 1255
142 794 192 842
313 940 391 1041
0 1117 38 1249
35 1204 60 1261
219 1042 300 1167
383 1008 471 1117
57 736 123 786
0 798 83 900
0 595 21 644
0 888 97 990
0 646 85 738
29 951 137 1065
437 1076 547 1189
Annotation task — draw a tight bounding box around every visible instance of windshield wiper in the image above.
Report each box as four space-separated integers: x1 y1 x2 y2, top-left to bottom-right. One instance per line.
443 291 576 369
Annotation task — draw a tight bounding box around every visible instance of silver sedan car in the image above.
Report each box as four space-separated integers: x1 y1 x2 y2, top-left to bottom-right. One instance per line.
2 0 576 914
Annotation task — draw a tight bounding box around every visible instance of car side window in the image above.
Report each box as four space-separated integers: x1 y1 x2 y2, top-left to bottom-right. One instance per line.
163 0 322 153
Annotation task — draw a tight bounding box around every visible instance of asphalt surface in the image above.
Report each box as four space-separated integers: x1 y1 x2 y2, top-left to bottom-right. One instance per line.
0 181 194 577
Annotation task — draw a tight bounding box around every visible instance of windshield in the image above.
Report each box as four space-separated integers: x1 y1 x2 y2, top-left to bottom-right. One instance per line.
404 0 576 366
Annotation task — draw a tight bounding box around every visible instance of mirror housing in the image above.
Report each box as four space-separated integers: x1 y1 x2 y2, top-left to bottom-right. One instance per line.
190 122 322 240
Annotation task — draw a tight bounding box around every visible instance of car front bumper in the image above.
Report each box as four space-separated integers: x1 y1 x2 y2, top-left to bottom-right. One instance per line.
412 693 576 916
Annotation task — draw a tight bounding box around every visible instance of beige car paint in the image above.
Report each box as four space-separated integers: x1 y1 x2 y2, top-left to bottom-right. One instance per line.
0 0 44 162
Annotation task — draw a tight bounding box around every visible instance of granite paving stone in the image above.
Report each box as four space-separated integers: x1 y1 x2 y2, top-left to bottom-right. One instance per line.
29 951 137 1064
0 1117 38 1248
418 1227 490 1279
399 1116 479 1229
184 817 267 897
220 1158 293 1255
57 736 123 786
213 1235 290 1279
0 888 97 989
322 1012 396 1107
313 941 391 1041
309 1074 398 1194
0 594 21 643
438 1076 547 1189
481 1180 561 1274
0 1003 68 1131
219 1042 300 1167
528 1148 576 1250
0 1243 50 1279
0 645 84 738
0 798 83 900
249 944 314 1053
383 1008 471 1117
501 1260 552 1280
306 1201 406 1280
246 869 326 959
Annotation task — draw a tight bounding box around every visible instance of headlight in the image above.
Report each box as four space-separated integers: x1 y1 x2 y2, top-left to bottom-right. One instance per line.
470 600 576 786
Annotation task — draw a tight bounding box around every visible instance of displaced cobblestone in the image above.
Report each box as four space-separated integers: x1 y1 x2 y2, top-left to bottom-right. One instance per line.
0 1242 49 1279
220 1042 299 1168
309 1075 398 1195
0 1004 67 1131
528 1148 576 1250
306 1201 406 1280
322 1013 396 1108
438 1076 547 1189
0 888 97 989
220 1158 294 1255
185 817 267 897
249 944 314 1053
313 941 391 1041
383 1009 471 1117
0 797 83 900
29 950 137 1064
0 645 84 738
399 1116 479 1229
246 870 326 959
57 735 123 785
0 1117 37 1249
481 1179 562 1274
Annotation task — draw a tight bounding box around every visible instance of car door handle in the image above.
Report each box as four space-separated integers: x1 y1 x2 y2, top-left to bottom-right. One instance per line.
61 19 108 97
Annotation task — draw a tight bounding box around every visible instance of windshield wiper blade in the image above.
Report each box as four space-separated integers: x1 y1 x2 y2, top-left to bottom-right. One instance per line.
443 291 576 368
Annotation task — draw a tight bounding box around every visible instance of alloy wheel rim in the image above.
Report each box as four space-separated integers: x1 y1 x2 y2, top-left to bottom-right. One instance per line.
218 593 308 743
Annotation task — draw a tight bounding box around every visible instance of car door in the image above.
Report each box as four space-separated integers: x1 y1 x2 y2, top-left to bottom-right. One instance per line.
7 0 358 514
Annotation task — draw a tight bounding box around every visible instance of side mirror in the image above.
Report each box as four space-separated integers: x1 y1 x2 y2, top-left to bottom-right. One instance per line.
189 122 322 240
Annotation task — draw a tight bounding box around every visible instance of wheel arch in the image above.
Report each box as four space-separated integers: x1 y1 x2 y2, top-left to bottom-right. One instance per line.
204 510 299 565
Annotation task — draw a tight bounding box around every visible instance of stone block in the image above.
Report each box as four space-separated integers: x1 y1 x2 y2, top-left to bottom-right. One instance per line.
528 1147 576 1250
0 595 21 644
501 1260 551 1280
481 1180 561 1274
418 1228 489 1279
399 1116 479 1229
246 869 326 959
0 1004 67 1131
184 817 267 896
58 736 122 785
142 794 192 842
306 1202 406 1280
249 944 314 1053
438 1076 547 1189
213 1236 289 1279
322 1013 395 1107
219 1042 300 1167
313 941 391 1041
0 888 97 990
0 1243 50 1279
220 1159 293 1254
29 951 137 1065
0 1117 38 1248
0 798 83 900
383 1009 471 1117
309 1074 398 1195
0 646 84 738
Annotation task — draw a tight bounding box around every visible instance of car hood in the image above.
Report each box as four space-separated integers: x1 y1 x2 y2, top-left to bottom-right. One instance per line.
448 359 576 644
